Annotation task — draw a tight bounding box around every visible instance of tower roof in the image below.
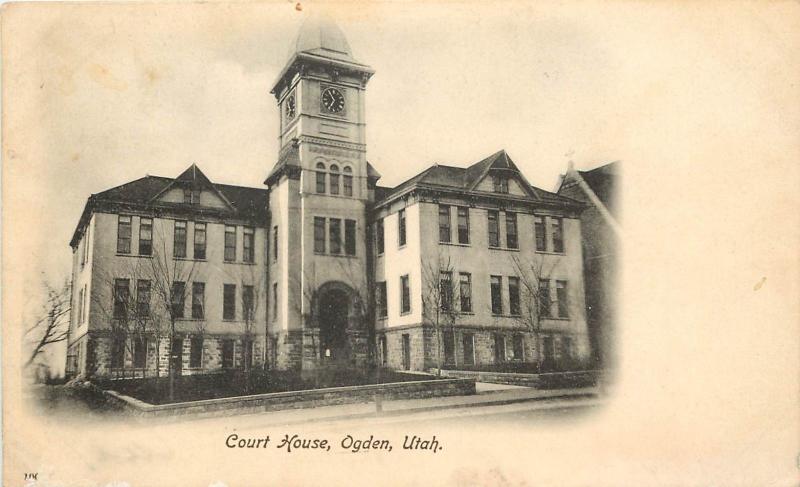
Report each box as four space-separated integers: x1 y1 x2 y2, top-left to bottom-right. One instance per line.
290 13 355 63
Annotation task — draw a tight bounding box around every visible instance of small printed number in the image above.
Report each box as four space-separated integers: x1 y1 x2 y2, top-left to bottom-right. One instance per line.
25 473 38 481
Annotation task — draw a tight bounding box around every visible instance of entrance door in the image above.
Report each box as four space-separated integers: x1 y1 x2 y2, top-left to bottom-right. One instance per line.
402 334 411 370
319 289 349 362
170 337 183 375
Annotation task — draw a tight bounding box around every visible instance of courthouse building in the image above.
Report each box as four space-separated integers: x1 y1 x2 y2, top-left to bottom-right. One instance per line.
66 15 591 377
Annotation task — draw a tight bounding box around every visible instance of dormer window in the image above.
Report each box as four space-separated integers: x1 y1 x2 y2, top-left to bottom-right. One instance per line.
183 187 200 204
492 175 509 194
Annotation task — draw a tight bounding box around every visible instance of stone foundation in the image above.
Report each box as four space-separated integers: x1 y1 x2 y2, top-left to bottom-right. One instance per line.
72 332 266 379
379 325 589 372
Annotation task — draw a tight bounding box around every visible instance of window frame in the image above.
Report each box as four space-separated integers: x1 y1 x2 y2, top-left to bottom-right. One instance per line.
329 218 342 254
457 207 470 244
508 276 521 316
173 220 187 259
534 215 547 252
223 284 236 320
538 279 551 318
224 225 237 262
329 164 340 195
459 272 473 312
189 335 203 368
344 219 356 256
439 271 453 311
375 218 385 255
171 281 186 319
136 279 151 317
139 217 153 256
505 212 518 249
315 163 327 194
551 217 565 253
191 282 205 320
398 209 407 247
243 285 255 322
113 278 130 320
193 222 207 260
400 274 411 314
343 166 353 197
487 210 500 248
376 281 388 318
556 280 569 318
133 336 147 369
313 217 326 253
490 275 503 315
438 205 451 243
117 215 132 254
243 226 255 263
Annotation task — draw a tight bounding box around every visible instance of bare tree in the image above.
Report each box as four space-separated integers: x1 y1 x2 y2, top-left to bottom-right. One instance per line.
421 253 460 375
25 278 71 369
224 263 265 392
509 254 557 368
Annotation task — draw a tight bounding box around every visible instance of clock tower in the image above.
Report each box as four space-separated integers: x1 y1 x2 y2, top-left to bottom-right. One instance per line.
265 13 379 371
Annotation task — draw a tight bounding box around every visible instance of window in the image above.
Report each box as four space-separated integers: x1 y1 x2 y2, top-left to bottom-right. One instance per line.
272 226 279 261
438 205 451 243
493 174 509 193
173 221 187 258
543 336 555 362
221 339 234 368
136 279 151 317
490 275 503 315
552 217 564 253
243 227 255 263
314 217 326 253
192 282 205 319
457 207 470 244
443 331 455 365
561 336 573 360
329 165 340 195
376 219 384 254
117 215 132 254
171 281 185 318
398 209 406 247
487 210 500 247
316 163 326 193
345 219 356 256
343 166 353 197
534 215 546 252
243 285 254 322
224 225 237 262
556 280 569 318
113 279 129 319
194 222 207 259
508 276 521 315
329 218 342 254
400 275 411 314
82 285 88 322
81 225 91 265
439 271 453 311
538 279 551 318
459 273 472 312
376 281 388 318
512 335 524 361
272 283 278 321
189 336 203 368
111 336 125 368
380 336 388 366
133 337 147 368
505 212 518 249
183 187 200 204
77 288 84 324
462 333 475 365
223 284 236 320
139 218 152 256
494 333 506 363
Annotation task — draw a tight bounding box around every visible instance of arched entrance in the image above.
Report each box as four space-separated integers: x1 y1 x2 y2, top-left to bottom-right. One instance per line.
318 287 350 362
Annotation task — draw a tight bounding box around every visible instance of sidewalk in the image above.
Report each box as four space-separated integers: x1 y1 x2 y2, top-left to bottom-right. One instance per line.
193 384 600 427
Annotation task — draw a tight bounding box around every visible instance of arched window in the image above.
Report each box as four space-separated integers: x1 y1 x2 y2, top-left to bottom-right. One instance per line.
343 166 353 197
315 162 326 194
329 164 340 195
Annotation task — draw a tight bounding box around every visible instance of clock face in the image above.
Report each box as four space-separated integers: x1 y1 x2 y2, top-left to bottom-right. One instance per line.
285 93 296 119
321 87 345 114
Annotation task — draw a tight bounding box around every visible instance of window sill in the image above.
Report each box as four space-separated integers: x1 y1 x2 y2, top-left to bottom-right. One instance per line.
398 244 407 250
223 260 257 265
313 252 358 259
487 246 520 252
492 313 522 318
400 311 412 316
535 250 566 256
439 241 471 248
115 253 152 258
458 311 475 315
173 257 209 263
541 316 570 321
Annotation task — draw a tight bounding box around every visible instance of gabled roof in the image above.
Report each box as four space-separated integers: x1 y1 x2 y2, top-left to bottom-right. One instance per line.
374 150 581 209
70 166 268 248
556 161 620 235
150 163 234 208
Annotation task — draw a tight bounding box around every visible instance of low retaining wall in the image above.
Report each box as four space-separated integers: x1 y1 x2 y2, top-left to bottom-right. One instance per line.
103 378 476 420
431 369 599 389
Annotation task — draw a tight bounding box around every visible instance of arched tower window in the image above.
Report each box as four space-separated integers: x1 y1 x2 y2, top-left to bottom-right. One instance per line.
329 164 340 196
315 162 326 194
343 166 353 197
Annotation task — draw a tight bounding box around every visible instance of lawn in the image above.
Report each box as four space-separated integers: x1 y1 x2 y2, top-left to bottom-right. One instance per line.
95 367 437 405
